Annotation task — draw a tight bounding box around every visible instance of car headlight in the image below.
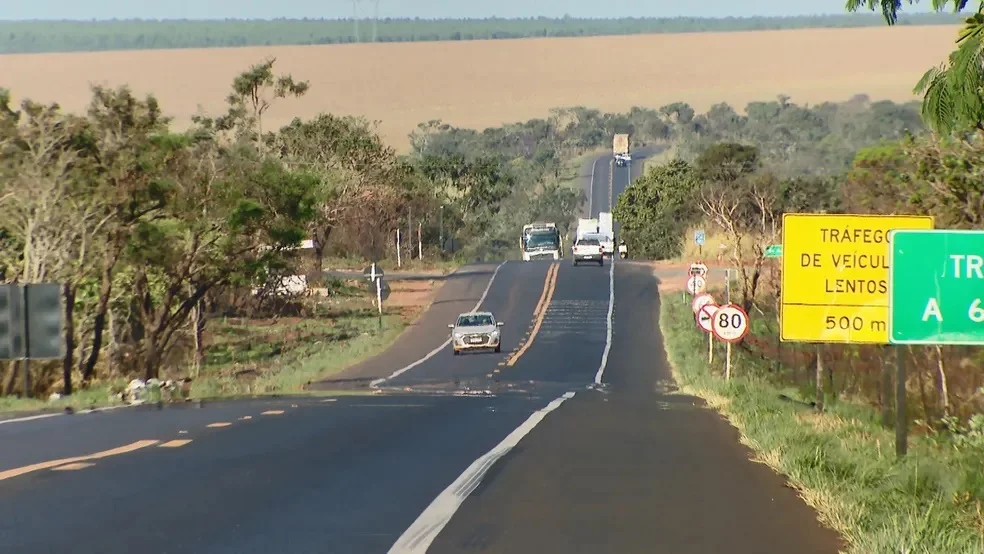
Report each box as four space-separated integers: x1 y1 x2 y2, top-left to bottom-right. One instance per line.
490 330 500 338
454 332 463 339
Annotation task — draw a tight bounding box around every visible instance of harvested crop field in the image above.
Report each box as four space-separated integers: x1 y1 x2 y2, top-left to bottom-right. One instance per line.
0 24 959 152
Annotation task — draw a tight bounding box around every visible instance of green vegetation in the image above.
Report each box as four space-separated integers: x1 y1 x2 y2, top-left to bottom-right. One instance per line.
613 95 919 259
0 13 964 54
849 1 984 135
0 57 585 404
660 294 984 554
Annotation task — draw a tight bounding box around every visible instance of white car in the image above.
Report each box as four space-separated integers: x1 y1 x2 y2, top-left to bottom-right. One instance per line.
449 311 504 355
572 237 604 266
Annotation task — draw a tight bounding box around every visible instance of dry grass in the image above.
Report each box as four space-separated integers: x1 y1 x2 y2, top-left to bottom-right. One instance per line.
0 25 959 152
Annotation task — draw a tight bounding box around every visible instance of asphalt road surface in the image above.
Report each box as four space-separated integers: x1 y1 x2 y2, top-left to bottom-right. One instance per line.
0 148 842 554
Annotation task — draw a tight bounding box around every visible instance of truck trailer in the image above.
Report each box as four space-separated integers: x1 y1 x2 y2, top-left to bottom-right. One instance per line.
613 133 631 167
597 212 615 257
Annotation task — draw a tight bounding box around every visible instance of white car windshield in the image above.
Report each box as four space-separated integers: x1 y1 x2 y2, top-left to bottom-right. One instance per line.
457 314 493 326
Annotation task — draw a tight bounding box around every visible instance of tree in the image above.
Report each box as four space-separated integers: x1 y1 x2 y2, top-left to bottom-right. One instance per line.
847 0 984 134
125 136 316 379
613 158 701 259
0 98 95 394
844 133 984 227
273 114 398 272
41 86 174 384
211 57 309 148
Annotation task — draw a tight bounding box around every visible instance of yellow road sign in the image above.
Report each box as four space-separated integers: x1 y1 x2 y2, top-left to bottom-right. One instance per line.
780 213 933 343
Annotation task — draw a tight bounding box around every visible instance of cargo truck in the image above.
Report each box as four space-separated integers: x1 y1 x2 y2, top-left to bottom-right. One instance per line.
521 222 562 261
613 133 631 167
576 218 599 241
597 212 615 257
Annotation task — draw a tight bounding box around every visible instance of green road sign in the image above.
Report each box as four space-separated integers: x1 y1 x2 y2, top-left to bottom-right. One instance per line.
764 244 782 258
889 229 984 345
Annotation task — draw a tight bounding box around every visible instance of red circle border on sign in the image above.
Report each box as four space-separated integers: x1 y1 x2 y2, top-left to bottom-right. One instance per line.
710 303 749 343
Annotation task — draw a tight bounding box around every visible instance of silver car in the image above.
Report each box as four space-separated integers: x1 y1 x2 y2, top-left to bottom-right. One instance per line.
448 311 504 355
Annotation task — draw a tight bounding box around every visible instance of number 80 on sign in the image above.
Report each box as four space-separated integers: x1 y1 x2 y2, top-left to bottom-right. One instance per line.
711 303 749 343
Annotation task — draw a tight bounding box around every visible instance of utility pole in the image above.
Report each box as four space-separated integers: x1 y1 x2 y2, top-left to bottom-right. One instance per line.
351 0 360 41
372 0 379 42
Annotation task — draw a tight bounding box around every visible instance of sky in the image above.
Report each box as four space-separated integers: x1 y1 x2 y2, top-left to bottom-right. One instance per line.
1 0 940 21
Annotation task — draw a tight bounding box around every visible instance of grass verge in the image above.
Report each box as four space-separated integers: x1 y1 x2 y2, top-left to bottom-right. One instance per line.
658 291 984 554
188 309 406 398
321 254 461 274
0 279 433 417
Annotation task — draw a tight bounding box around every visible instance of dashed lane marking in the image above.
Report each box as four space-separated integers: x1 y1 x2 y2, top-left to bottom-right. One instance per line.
0 440 159 482
159 440 192 448
261 410 284 415
52 462 95 471
207 422 231 428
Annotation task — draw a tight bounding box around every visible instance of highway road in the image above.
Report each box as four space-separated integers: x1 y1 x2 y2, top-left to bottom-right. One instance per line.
0 148 842 554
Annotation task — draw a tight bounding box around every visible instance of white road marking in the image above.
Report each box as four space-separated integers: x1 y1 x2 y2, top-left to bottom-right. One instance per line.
387 391 576 553
370 261 507 388
0 413 62 425
594 257 615 385
588 156 601 217
0 403 136 426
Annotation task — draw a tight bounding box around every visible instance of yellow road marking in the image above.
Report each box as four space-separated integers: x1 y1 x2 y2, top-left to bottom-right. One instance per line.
609 159 614 209
532 263 557 317
52 462 94 471
159 440 192 448
261 410 284 415
0 440 159 482
506 262 559 367
207 422 231 428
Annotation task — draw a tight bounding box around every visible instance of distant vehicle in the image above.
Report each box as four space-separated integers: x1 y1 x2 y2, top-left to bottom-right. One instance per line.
576 218 599 241
597 212 615 257
449 311 505 355
613 133 631 167
521 222 563 261
618 239 628 259
572 237 604 266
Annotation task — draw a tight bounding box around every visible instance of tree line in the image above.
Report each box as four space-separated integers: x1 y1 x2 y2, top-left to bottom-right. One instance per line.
0 13 962 54
0 57 583 399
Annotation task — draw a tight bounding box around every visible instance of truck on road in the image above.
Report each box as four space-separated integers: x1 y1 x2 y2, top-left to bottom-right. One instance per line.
597 212 615 257
576 218 599 241
521 222 563 261
613 133 631 167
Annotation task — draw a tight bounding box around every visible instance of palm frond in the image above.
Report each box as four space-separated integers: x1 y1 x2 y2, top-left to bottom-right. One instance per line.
914 66 944 94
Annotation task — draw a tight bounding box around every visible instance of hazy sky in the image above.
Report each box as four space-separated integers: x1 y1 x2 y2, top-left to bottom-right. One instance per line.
2 0 939 21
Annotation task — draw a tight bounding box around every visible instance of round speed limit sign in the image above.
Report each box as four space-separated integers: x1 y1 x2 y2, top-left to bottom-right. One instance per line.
686 275 706 295
691 293 714 314
711 303 749 343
